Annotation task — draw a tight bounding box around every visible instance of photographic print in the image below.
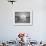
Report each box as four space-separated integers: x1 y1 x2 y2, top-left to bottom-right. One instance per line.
15 10 32 26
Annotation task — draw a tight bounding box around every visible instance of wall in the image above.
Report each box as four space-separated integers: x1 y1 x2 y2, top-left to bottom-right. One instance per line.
0 0 46 41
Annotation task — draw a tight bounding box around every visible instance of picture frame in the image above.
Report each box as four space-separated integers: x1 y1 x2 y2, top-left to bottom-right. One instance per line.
14 10 33 26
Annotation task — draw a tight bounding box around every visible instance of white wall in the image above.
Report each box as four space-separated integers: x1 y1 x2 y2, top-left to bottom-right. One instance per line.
0 0 46 41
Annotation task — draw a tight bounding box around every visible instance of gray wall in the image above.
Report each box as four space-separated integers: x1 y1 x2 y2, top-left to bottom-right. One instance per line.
0 0 46 41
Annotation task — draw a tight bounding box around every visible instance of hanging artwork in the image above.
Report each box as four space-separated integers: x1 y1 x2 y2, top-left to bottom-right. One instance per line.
15 10 33 26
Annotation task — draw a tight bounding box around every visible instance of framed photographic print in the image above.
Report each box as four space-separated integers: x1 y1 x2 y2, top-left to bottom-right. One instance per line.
14 10 33 26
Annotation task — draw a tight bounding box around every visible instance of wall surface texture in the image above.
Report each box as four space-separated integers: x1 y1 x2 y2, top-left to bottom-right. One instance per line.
0 0 46 41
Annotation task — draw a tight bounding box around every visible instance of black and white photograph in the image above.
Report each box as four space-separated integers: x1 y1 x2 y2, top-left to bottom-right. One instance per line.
15 11 32 26
15 12 30 23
